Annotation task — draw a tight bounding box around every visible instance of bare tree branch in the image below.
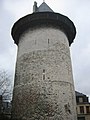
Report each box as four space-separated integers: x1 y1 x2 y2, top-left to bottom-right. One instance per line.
0 69 13 101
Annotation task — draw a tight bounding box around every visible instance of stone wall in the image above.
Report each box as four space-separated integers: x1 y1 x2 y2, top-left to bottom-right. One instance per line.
12 27 76 120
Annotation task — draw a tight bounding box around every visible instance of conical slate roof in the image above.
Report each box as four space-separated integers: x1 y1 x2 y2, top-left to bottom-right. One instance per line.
37 2 53 12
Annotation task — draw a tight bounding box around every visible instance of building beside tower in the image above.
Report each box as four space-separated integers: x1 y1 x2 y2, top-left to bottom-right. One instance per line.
76 91 90 120
11 1 77 120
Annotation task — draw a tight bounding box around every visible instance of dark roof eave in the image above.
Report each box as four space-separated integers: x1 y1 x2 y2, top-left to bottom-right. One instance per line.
11 12 76 46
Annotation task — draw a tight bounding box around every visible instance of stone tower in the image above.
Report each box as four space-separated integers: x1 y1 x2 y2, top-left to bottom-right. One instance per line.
11 2 77 120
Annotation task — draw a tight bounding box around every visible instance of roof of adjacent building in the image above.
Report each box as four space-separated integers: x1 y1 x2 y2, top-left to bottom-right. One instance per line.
75 91 86 97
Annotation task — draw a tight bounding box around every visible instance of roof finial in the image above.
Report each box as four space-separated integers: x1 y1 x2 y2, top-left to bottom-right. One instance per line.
43 0 45 2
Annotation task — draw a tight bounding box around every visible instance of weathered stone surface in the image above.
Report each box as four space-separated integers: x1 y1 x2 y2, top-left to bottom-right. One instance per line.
12 27 76 120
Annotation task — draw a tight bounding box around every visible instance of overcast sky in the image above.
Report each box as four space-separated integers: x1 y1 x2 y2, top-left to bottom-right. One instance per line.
0 0 90 98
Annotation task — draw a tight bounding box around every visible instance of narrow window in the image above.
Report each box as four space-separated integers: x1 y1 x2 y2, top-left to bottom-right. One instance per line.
80 106 84 114
43 74 45 80
43 69 45 80
43 69 45 73
48 39 49 44
86 106 90 113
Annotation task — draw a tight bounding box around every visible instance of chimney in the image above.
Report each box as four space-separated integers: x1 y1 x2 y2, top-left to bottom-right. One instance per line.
33 1 38 12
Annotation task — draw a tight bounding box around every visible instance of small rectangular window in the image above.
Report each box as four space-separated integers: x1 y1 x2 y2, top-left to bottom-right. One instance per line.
80 106 84 114
86 106 90 113
43 74 45 80
43 69 45 73
79 97 83 103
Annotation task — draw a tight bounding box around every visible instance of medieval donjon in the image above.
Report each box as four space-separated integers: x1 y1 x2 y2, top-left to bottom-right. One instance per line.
11 1 77 120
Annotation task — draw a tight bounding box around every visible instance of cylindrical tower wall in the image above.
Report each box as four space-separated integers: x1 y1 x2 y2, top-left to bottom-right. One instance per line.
12 27 77 120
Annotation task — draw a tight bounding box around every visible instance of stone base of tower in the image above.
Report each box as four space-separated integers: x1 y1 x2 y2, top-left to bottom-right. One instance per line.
12 83 76 120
